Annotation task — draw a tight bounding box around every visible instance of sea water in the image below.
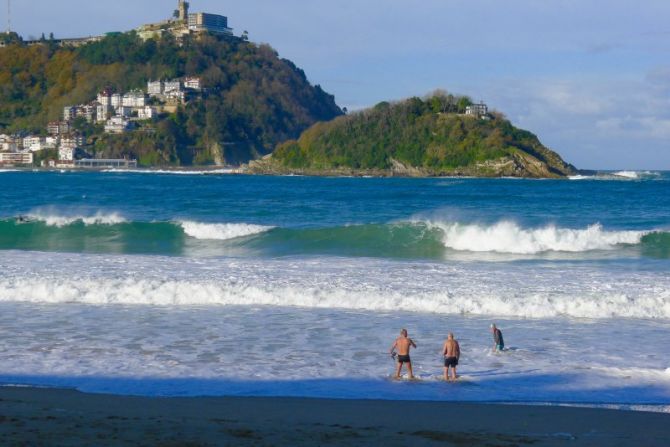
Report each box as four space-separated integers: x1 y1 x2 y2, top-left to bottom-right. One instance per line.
0 170 669 409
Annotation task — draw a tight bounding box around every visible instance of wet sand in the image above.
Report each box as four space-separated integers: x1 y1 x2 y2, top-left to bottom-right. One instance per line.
0 386 668 446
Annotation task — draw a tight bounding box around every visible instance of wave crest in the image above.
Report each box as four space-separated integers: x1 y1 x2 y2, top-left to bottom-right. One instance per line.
179 221 274 240
426 221 647 254
28 212 127 227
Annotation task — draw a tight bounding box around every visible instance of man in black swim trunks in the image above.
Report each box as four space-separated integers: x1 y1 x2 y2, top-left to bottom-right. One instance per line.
390 329 417 379
442 332 460 381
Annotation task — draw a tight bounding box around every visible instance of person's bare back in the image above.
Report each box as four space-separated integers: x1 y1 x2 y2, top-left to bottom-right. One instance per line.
394 336 413 356
390 329 417 379
444 339 459 358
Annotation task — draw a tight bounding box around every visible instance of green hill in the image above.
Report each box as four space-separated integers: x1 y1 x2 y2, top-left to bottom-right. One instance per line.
252 94 577 178
0 32 342 165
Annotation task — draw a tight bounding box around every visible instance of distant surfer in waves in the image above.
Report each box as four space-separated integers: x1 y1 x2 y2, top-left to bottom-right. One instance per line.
442 332 460 381
491 323 504 352
390 328 417 379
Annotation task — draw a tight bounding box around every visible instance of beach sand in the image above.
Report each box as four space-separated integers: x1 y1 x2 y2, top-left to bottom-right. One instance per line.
0 387 668 446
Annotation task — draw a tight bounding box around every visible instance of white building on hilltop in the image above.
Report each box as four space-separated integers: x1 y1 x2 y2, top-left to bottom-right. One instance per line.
188 12 233 36
465 102 488 118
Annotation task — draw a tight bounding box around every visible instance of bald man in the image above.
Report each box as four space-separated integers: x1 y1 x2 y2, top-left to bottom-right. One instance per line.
442 333 460 381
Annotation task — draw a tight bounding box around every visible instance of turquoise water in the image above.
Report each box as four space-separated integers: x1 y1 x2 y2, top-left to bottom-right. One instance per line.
0 170 669 405
1 171 669 260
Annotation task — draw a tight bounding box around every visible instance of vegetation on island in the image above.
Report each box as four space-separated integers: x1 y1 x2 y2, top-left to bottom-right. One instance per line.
0 32 342 165
251 93 577 178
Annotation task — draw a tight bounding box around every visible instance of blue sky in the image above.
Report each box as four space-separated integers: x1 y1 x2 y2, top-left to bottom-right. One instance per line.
4 0 670 169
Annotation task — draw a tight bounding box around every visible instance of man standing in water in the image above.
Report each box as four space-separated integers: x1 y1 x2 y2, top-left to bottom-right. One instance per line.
491 323 504 352
390 329 417 379
442 332 460 381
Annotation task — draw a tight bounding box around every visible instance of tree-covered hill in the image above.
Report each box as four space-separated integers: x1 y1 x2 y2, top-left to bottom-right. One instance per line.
0 32 342 165
252 94 577 178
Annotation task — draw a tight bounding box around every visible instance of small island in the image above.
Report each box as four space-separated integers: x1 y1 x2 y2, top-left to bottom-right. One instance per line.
248 93 577 178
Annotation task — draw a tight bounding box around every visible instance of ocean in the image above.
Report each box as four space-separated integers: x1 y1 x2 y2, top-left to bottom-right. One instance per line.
0 169 669 409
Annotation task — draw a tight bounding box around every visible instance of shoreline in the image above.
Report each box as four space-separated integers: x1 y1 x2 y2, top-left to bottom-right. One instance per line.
1 386 668 445
2 166 661 180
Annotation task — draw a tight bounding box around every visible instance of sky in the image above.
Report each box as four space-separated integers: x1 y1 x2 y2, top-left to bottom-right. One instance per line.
3 0 670 169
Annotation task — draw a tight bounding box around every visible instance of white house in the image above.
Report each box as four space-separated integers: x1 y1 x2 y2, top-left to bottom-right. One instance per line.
184 77 201 90
465 102 488 117
111 93 123 109
23 136 45 152
77 105 96 123
122 91 147 108
166 90 186 104
164 80 182 94
137 106 156 120
63 106 77 121
104 116 130 134
58 146 75 162
44 137 58 149
96 104 114 123
117 106 133 118
0 140 19 152
97 90 112 107
148 81 163 96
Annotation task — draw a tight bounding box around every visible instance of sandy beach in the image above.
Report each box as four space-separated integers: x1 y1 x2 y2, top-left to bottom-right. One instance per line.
0 387 668 446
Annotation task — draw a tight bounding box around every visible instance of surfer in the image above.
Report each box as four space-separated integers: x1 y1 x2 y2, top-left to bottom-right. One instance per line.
442 332 460 381
390 329 417 379
491 323 504 352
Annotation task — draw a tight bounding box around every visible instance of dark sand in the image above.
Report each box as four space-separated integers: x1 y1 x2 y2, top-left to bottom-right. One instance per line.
0 387 668 446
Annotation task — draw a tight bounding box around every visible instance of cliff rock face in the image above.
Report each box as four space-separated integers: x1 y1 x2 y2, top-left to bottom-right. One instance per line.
252 95 577 178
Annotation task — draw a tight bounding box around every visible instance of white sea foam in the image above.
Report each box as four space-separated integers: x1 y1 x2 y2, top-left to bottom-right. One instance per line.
28 211 127 227
613 171 641 179
569 171 662 181
1 251 669 319
179 221 273 240
425 221 646 254
2 276 668 319
103 168 241 175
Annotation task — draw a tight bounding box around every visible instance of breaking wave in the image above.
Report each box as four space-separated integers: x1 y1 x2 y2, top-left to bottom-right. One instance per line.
179 221 274 240
570 171 664 181
427 221 648 254
0 215 667 258
27 211 127 227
